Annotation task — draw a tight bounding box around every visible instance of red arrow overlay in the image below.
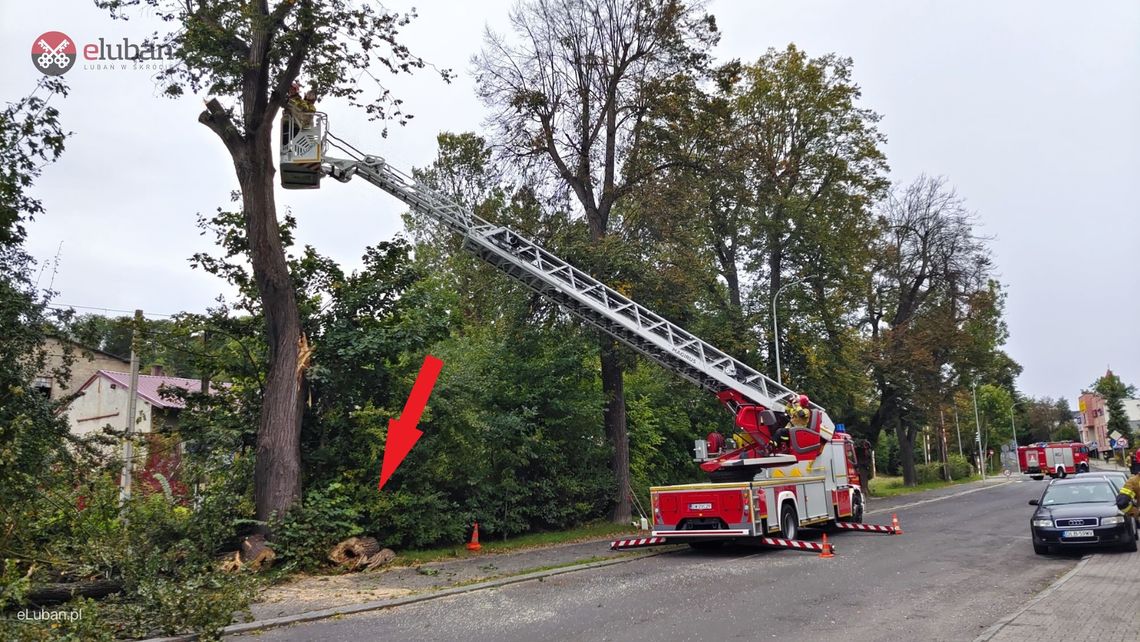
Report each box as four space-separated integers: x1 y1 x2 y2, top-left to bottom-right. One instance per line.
378 355 443 491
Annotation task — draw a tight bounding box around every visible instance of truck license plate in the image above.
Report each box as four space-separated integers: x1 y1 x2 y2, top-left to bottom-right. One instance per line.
688 503 713 510
1062 530 1094 538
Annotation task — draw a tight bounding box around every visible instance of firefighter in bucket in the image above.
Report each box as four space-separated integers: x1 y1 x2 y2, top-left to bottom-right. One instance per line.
769 394 811 454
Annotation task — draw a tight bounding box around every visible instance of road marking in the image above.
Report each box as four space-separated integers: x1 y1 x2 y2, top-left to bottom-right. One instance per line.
866 481 1014 516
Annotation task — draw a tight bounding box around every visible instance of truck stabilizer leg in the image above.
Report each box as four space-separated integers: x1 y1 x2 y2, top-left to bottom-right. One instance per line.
833 522 900 535
756 537 836 554
610 536 668 550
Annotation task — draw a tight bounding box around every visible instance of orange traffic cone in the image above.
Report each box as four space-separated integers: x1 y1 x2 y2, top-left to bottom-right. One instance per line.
466 521 482 552
818 533 835 558
891 513 903 535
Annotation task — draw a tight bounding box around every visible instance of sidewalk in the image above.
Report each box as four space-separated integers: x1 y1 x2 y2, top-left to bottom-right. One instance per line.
976 550 1140 641
244 535 653 622
977 461 1140 642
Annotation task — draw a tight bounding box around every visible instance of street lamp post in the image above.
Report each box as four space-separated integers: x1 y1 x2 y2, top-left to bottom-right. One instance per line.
772 278 804 386
973 384 985 481
1011 400 1023 473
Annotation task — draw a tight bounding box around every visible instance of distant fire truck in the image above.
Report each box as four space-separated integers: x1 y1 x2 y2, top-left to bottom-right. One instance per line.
1018 442 1090 480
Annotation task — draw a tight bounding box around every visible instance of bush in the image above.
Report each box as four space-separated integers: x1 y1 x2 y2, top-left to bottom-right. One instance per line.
944 453 973 480
915 463 942 484
271 481 363 571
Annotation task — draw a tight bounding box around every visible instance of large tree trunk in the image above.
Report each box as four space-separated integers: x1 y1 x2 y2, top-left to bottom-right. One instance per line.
601 338 631 524
234 130 305 527
896 423 918 486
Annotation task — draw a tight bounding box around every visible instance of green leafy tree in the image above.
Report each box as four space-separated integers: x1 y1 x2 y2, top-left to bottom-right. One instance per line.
474 0 719 522
95 0 449 525
1094 369 1136 442
866 176 1019 485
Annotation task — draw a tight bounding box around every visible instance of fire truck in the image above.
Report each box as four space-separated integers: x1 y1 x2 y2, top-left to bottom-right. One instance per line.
1017 442 1091 480
280 113 866 548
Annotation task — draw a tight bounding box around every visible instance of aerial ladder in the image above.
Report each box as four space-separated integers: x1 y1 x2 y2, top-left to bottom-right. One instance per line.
280 113 838 480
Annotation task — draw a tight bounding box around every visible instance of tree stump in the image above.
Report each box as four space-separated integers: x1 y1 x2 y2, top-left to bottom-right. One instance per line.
328 536 381 570
218 550 243 573
240 534 276 571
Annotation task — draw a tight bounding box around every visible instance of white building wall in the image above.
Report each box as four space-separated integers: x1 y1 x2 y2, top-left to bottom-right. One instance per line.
66 376 153 436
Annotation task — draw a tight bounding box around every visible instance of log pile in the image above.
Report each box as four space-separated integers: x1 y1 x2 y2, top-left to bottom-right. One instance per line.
328 536 395 572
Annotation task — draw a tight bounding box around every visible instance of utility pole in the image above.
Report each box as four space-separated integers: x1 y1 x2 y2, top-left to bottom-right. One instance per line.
954 409 964 456
973 384 985 481
941 409 952 481
119 309 143 509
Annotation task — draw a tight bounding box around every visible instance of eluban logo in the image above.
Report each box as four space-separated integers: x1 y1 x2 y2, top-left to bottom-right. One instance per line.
32 31 76 76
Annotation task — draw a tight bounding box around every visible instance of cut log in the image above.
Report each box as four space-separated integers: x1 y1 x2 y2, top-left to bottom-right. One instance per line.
329 536 381 570
26 580 123 606
218 550 243 573
240 534 276 571
363 548 396 572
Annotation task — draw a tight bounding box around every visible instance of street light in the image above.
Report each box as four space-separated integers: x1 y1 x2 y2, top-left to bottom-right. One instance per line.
973 383 985 481
1011 400 1024 473
772 278 804 386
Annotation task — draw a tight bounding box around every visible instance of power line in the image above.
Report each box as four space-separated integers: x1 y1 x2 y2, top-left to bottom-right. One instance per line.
47 303 177 318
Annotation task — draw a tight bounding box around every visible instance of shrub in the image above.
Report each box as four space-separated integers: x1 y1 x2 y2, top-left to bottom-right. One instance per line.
271 481 363 571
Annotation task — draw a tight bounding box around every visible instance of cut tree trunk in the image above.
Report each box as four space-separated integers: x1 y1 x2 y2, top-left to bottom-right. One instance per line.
25 580 122 606
329 536 381 571
240 533 277 571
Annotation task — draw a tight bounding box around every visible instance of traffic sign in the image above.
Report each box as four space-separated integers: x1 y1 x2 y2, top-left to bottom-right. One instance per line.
1119 438 1130 450
1003 469 1012 477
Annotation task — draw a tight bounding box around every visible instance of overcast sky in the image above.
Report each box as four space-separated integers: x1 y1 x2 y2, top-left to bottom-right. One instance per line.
3 0 1138 404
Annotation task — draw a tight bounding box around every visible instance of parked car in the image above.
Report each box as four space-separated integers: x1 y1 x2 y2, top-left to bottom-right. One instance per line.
1087 470 1129 491
1028 477 1137 554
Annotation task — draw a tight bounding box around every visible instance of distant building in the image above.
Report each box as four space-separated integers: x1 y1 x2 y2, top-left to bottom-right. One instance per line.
65 368 210 436
1078 391 1108 451
36 337 130 401
1124 398 1140 436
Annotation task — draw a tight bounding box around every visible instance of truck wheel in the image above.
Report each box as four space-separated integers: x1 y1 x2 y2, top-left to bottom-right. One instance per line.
851 493 864 523
779 502 798 540
1057 467 1067 479
1033 542 1049 555
1077 463 1089 474
841 492 864 524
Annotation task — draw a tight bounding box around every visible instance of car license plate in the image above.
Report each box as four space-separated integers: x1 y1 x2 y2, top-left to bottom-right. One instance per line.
688 503 713 510
1062 530 1094 538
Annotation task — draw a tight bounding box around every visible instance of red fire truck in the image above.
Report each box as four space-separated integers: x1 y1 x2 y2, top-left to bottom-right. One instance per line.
1017 442 1090 480
651 420 864 545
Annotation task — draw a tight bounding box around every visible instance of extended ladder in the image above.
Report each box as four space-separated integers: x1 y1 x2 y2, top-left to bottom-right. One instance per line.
321 154 832 427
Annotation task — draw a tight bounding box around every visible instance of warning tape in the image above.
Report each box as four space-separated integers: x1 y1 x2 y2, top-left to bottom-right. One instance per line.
833 522 898 534
610 536 667 550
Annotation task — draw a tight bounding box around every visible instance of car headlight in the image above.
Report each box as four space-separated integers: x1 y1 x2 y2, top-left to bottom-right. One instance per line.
1031 519 1053 528
1102 515 1125 525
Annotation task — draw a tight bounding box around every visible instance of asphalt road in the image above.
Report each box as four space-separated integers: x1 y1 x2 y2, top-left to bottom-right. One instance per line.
237 478 1080 642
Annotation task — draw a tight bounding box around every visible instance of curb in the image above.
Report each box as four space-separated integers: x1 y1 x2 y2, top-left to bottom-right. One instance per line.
972 555 1088 642
142 548 675 641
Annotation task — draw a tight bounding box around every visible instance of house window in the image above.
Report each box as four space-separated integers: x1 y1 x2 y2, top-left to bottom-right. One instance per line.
32 376 52 397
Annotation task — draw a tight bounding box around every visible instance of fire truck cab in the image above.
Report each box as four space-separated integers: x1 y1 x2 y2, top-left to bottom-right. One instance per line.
1018 442 1090 480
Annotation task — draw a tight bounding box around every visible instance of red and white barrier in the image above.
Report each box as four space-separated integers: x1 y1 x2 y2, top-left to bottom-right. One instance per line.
833 522 898 534
610 536 668 550
756 536 833 553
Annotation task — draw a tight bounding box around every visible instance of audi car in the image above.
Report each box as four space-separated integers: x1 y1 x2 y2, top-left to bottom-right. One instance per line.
1028 477 1137 554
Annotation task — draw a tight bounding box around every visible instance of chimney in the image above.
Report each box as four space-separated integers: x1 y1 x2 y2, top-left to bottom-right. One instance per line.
150 365 164 376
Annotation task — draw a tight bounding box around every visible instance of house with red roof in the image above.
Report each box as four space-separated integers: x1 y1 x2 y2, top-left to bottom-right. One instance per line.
65 368 212 436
